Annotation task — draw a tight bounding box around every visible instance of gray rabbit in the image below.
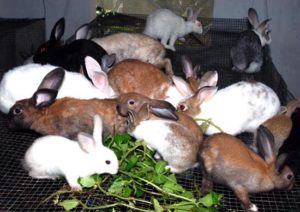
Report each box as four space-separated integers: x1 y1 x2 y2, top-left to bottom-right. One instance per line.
230 8 271 74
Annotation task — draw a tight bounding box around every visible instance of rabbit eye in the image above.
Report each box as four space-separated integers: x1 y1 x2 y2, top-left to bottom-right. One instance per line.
13 107 23 116
179 104 187 111
287 174 293 181
105 160 111 165
128 99 135 105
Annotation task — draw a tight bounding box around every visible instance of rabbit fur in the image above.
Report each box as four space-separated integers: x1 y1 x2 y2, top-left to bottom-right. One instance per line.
32 17 116 81
143 8 203 51
199 125 294 211
230 8 272 74
0 57 115 114
105 59 194 107
23 114 119 191
92 32 173 75
116 92 203 173
177 76 281 135
7 67 126 140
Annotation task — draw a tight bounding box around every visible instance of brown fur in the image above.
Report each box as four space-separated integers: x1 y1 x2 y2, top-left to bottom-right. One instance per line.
200 132 294 210
254 99 300 153
93 33 173 75
8 97 127 140
108 59 171 99
117 93 203 173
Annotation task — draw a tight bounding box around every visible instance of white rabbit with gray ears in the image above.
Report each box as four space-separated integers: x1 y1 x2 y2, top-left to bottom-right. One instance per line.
230 8 272 74
143 7 203 51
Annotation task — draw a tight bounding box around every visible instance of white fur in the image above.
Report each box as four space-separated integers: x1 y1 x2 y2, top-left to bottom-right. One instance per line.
249 204 258 212
253 30 271 47
165 86 188 107
194 81 280 135
131 120 172 152
24 115 118 190
143 8 202 51
0 63 114 114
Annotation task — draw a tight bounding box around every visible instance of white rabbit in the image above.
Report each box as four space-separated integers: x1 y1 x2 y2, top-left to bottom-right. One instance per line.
178 75 281 135
23 114 119 191
143 8 203 51
116 92 203 173
0 56 115 114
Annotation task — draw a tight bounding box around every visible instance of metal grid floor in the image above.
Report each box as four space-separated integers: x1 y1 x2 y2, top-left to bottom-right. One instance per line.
0 112 300 211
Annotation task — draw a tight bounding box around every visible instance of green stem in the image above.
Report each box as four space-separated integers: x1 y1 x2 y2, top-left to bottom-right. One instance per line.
40 188 73 205
120 142 143 165
73 196 152 212
97 183 152 205
120 171 197 205
195 118 223 132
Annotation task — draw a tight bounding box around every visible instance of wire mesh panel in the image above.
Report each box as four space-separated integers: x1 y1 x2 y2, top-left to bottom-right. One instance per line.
0 13 299 211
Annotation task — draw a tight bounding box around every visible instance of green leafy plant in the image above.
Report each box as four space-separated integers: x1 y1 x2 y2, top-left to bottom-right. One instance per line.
43 134 223 211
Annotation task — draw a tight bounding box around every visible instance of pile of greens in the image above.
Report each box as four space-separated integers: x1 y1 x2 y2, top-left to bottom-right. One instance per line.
44 134 222 211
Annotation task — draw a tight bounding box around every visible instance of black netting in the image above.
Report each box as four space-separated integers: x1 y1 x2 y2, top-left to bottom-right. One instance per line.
0 13 299 211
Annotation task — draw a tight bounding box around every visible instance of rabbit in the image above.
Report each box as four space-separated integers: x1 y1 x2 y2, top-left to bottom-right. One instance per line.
199 125 294 211
0 56 115 114
143 7 203 51
92 32 173 76
177 75 281 135
7 66 127 140
116 92 203 173
251 99 300 154
32 17 116 81
181 55 218 92
91 58 195 107
230 8 272 74
23 114 119 191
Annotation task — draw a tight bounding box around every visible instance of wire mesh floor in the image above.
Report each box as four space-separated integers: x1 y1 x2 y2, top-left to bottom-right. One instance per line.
0 112 300 211
1 15 299 211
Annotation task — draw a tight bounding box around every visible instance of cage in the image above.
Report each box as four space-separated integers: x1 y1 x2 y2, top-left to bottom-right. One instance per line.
0 9 299 212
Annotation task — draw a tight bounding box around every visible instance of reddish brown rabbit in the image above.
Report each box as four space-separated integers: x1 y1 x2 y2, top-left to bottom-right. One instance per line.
199 125 294 211
7 68 127 140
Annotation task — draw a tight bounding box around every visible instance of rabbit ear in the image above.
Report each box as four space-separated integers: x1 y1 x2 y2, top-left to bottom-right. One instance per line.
248 8 260 28
92 114 103 146
149 100 178 121
85 56 110 91
181 55 197 79
32 89 58 108
276 153 288 172
75 23 92 40
172 76 193 97
77 132 96 153
186 7 194 20
50 18 65 41
286 99 300 117
195 86 218 103
198 71 218 89
257 18 271 32
192 8 202 21
101 54 116 72
256 125 276 164
38 68 65 91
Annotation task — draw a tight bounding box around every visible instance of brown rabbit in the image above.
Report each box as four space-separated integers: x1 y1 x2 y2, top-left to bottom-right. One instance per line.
252 99 300 154
92 59 195 107
92 32 173 75
116 92 203 173
7 68 127 140
199 125 294 211
181 55 218 92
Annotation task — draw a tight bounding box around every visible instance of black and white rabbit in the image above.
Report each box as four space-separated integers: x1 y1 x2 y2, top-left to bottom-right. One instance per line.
33 18 116 81
230 8 271 74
